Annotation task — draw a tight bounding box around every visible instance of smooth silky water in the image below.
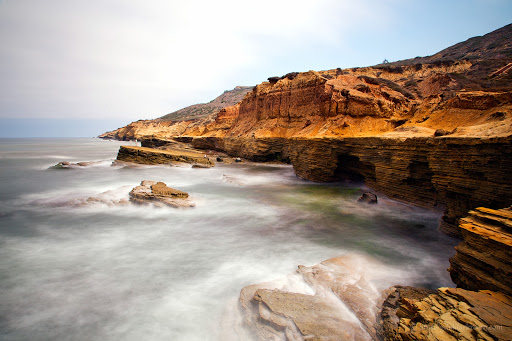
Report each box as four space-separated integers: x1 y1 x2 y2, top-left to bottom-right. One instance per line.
0 138 459 341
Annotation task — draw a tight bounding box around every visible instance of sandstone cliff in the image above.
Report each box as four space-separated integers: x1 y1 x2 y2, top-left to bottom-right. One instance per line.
101 66 512 140
103 24 512 235
379 205 512 341
449 206 512 296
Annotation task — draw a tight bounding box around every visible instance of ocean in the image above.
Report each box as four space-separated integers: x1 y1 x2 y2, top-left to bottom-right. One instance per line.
0 138 458 340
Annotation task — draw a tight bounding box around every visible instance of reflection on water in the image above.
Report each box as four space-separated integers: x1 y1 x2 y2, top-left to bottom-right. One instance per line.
0 138 458 341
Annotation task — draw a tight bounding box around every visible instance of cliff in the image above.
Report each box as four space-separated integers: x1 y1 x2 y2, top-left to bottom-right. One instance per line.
449 206 512 295
104 24 512 236
379 206 512 340
183 135 512 237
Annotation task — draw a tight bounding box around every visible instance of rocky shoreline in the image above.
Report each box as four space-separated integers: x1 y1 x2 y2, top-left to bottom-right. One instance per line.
122 135 512 238
110 139 512 340
237 206 512 341
102 24 512 340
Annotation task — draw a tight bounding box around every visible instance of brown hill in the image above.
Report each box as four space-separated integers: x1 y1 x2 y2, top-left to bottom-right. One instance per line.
385 23 512 92
159 86 252 121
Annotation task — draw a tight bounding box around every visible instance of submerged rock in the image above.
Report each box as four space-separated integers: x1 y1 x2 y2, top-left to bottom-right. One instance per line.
129 181 194 208
29 188 131 208
358 191 378 204
50 161 103 169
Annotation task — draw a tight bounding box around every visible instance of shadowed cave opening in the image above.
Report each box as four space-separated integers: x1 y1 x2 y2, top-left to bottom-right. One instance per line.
334 153 376 183
405 160 434 189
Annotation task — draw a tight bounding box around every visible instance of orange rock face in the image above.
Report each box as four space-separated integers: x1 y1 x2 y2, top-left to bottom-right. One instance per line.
101 67 512 141
197 71 417 138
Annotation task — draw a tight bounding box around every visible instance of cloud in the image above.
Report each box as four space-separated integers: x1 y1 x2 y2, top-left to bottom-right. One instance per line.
0 0 396 121
4 0 508 124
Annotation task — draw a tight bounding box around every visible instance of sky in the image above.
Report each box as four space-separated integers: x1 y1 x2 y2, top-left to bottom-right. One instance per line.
0 0 511 137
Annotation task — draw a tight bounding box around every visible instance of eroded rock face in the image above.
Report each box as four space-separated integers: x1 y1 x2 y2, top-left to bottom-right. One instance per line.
210 72 416 139
187 136 512 237
379 287 512 341
449 206 512 296
129 181 194 208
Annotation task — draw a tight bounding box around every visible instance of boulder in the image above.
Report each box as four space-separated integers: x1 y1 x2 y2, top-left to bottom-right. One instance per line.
434 128 451 137
129 181 194 208
358 191 378 204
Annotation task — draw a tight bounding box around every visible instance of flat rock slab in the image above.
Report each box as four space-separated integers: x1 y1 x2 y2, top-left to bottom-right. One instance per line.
129 180 194 208
116 146 214 167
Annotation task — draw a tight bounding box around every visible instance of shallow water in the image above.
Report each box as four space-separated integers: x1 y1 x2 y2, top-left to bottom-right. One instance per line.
0 138 458 340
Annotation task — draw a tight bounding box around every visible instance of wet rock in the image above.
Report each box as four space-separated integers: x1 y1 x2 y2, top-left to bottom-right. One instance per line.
129 181 194 208
50 161 102 169
358 191 378 204
50 161 72 169
379 287 512 341
239 255 396 341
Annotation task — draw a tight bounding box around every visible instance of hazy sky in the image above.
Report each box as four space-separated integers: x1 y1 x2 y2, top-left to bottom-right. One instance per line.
0 0 511 137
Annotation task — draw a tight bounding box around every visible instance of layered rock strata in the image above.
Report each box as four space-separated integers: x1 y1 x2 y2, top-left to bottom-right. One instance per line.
185 135 512 237
449 206 512 296
379 286 512 341
116 146 214 168
129 181 194 208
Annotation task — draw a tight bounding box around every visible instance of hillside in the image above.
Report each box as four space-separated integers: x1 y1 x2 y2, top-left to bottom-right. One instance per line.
384 23 512 91
100 23 512 141
159 86 252 121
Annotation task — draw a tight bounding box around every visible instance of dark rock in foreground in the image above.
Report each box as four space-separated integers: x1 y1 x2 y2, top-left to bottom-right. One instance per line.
129 181 194 208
